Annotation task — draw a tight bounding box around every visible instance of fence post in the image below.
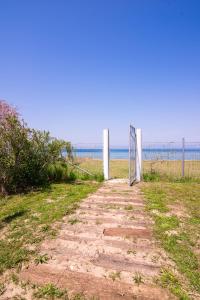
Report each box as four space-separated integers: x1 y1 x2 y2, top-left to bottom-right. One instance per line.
103 129 110 180
182 137 185 177
136 128 142 182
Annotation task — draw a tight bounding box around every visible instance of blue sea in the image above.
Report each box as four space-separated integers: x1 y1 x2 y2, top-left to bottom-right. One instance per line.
72 148 200 160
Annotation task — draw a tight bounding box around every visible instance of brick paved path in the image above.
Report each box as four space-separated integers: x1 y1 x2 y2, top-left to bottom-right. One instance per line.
20 180 174 300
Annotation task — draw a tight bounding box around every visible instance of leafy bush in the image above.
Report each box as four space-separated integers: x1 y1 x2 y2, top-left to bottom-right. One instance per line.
68 171 77 182
0 101 73 194
47 162 69 182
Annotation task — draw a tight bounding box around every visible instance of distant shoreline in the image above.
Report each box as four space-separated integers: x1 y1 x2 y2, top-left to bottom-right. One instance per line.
69 148 200 161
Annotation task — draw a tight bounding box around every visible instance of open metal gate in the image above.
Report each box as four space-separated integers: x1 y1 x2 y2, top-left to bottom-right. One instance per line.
129 124 137 185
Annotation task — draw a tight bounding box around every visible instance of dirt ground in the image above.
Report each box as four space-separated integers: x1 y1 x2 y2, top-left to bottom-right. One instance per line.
2 180 175 299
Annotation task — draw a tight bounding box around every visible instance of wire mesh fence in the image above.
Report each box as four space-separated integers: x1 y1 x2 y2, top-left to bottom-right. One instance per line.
185 142 200 178
72 143 103 176
72 144 129 178
71 140 200 179
143 141 200 178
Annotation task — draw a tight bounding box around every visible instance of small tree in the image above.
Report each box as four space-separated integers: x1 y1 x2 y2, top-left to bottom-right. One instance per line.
0 101 18 194
0 100 73 194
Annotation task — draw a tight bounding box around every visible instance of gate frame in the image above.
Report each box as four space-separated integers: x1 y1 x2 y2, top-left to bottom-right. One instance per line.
103 127 142 184
103 129 110 180
129 125 137 186
129 126 142 185
135 128 142 182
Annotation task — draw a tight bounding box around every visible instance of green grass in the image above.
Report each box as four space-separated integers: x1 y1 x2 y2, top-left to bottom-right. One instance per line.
142 181 200 298
0 182 99 275
159 269 190 300
67 161 104 182
34 283 68 299
133 273 143 286
143 171 200 183
34 253 50 265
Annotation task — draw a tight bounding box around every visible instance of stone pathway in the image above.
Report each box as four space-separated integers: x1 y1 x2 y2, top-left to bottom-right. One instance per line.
20 180 174 299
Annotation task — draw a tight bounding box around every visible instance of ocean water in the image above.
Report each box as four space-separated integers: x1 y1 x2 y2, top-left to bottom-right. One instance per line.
73 148 200 160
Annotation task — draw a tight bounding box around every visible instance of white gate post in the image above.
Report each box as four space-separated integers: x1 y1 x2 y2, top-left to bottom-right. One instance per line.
103 129 110 180
136 128 142 182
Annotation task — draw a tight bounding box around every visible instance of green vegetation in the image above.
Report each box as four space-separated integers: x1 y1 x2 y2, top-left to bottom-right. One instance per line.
34 283 68 299
34 285 99 300
133 273 143 286
159 269 190 300
77 158 200 179
0 101 103 298
34 253 50 265
68 169 104 183
143 171 200 183
47 162 70 183
143 172 162 182
127 249 136 255
144 160 200 179
0 182 99 274
142 181 200 298
77 159 128 179
0 100 73 195
108 271 121 281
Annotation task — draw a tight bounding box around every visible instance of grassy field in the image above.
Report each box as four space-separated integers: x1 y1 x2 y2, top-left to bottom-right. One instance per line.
77 158 200 179
142 181 200 299
1 168 199 299
77 158 128 178
0 182 99 277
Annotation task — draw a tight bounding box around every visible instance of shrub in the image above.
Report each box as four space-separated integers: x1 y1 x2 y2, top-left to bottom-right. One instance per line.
0 101 73 194
47 162 69 182
68 171 77 182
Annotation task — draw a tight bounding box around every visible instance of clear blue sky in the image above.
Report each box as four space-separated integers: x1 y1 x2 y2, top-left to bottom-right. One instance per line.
0 0 200 145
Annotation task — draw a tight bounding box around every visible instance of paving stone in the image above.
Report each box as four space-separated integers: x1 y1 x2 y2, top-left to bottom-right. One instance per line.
21 264 175 300
103 227 152 238
92 253 161 276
